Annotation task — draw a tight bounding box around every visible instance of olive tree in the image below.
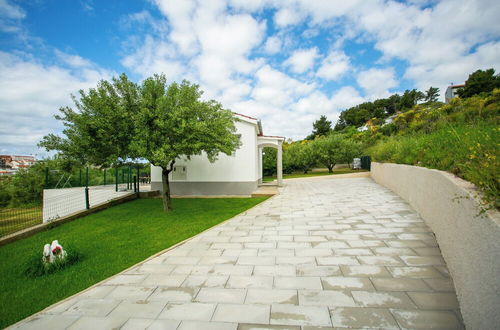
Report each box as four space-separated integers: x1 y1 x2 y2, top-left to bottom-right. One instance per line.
132 75 240 211
284 141 316 174
312 134 362 172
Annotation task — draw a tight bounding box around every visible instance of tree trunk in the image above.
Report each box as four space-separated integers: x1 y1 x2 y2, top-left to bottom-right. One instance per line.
327 164 334 173
161 167 172 212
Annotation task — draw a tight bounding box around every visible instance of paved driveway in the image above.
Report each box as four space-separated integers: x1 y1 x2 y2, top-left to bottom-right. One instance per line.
13 177 463 329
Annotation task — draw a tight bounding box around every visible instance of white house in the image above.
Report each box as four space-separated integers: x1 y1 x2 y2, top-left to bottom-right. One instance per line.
150 113 284 196
445 84 464 103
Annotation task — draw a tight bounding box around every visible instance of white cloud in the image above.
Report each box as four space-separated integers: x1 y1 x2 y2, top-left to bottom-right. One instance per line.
0 0 25 19
274 6 304 28
330 86 365 110
316 51 350 81
263 35 282 54
251 65 315 106
284 47 319 74
55 50 93 68
357 67 398 99
0 0 25 33
153 0 198 56
121 35 185 81
0 52 113 155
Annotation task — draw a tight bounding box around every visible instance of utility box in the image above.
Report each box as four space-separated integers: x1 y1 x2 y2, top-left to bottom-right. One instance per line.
172 166 187 180
352 158 362 170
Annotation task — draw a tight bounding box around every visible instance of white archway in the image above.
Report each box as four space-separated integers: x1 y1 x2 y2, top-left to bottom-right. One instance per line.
257 136 284 186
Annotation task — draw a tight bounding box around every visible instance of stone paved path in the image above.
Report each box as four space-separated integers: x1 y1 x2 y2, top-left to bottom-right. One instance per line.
12 177 464 329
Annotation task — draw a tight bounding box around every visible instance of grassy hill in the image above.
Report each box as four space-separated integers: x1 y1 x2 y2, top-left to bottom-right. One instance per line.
364 90 499 210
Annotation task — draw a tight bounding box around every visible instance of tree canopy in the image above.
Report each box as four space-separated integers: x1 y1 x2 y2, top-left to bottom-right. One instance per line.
312 134 362 173
424 87 440 102
458 68 500 98
40 73 241 211
306 115 332 140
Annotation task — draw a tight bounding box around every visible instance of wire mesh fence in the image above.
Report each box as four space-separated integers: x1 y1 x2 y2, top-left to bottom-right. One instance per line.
0 165 151 238
0 203 42 237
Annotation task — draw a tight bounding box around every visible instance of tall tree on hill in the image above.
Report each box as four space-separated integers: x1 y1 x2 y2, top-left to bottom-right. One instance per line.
306 115 332 139
424 87 440 102
40 74 241 212
399 89 425 110
458 68 500 98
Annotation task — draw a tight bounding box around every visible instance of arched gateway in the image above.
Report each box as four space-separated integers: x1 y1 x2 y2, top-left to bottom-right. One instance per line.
257 136 284 186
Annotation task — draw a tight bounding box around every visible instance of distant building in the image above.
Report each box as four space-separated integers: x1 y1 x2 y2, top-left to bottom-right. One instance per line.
445 84 465 103
0 155 36 175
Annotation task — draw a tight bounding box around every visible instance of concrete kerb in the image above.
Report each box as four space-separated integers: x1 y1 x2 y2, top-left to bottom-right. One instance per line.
7 193 277 329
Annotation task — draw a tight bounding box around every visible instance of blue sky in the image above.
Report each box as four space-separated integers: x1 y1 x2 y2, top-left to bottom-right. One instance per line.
1 0 499 156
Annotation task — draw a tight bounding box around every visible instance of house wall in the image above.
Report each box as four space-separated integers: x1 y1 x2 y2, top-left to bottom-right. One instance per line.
151 119 259 195
370 162 500 329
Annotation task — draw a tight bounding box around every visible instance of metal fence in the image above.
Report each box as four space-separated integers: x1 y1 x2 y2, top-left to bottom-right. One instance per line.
0 165 150 238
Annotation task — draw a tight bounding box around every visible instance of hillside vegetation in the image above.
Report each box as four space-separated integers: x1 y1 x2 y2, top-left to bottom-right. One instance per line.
365 90 499 209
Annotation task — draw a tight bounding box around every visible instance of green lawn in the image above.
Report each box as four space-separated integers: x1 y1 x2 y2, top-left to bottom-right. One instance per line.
0 197 267 328
263 168 367 182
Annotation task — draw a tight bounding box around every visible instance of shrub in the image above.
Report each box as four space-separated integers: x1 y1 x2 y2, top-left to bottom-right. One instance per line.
24 246 82 278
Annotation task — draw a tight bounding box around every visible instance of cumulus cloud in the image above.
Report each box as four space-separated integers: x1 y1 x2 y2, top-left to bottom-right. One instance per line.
0 52 112 155
283 47 319 74
357 67 398 99
263 35 282 54
274 6 304 28
251 65 315 107
316 51 351 81
121 35 185 81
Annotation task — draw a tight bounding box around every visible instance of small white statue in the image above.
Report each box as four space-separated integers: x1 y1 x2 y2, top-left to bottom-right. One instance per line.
42 240 67 264
43 243 53 264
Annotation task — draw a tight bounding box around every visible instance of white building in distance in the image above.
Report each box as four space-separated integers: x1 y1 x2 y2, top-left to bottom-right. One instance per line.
445 84 465 103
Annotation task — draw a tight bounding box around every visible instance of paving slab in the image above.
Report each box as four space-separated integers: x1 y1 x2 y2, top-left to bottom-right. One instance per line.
12 177 463 329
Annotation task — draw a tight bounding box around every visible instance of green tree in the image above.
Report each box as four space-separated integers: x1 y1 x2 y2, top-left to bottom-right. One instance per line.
40 74 240 212
284 141 316 174
40 74 139 166
458 68 500 98
306 115 332 140
424 87 440 102
399 89 425 110
312 134 362 172
262 147 277 177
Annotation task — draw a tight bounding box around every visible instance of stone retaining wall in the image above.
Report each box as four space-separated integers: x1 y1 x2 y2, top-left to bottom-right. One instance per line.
370 162 500 330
